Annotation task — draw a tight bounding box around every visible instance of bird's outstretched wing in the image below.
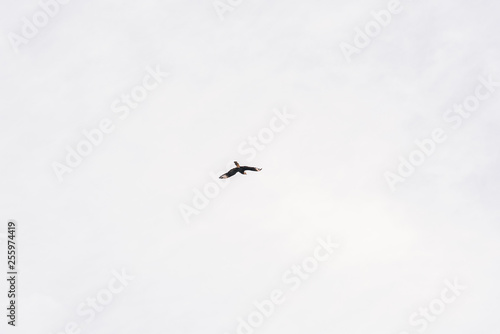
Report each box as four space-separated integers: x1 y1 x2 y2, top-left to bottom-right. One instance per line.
241 166 262 172
219 167 239 179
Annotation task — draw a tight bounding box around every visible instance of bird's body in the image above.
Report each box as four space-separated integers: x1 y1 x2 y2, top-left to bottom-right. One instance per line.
219 161 262 179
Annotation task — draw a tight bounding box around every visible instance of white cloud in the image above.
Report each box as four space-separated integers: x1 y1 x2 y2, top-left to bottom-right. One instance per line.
0 0 499 333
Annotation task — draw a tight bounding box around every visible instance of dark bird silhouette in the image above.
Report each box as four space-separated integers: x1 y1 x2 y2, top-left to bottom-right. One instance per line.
219 161 262 179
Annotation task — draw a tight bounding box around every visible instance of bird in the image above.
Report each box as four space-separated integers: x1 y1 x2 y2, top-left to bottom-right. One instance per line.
219 161 262 179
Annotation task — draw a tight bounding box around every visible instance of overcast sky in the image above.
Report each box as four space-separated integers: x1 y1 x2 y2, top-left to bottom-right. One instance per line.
1 0 500 333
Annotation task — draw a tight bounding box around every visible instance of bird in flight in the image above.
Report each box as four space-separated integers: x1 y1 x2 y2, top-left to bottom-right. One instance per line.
219 161 262 179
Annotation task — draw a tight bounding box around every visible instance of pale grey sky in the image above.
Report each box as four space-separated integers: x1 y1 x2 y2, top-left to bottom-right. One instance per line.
1 0 499 333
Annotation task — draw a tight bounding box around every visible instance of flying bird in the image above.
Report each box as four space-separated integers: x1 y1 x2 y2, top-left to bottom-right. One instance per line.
219 161 262 179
